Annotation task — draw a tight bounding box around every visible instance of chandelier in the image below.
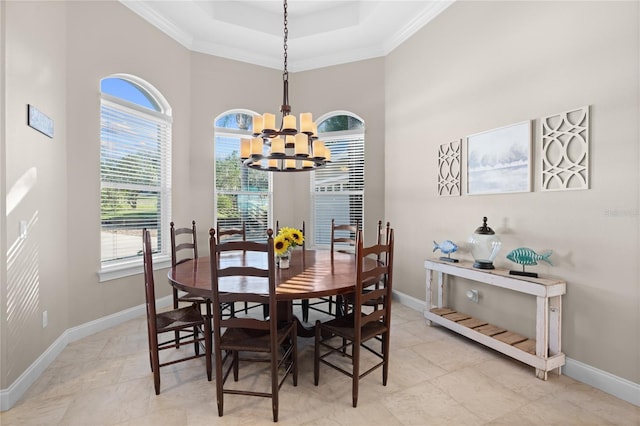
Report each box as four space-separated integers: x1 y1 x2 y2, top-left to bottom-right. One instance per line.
240 0 331 172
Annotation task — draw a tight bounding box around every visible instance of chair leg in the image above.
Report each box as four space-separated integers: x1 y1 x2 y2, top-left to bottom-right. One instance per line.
205 319 212 382
193 325 200 355
352 341 360 408
314 320 321 386
233 351 239 381
302 299 310 323
382 331 389 386
271 346 279 422
215 343 224 417
151 345 161 395
292 327 298 386
173 288 180 348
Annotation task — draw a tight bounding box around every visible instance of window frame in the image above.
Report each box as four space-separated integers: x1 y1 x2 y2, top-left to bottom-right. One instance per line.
98 75 172 282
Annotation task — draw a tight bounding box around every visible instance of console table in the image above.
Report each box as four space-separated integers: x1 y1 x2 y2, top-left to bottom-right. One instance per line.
424 258 566 380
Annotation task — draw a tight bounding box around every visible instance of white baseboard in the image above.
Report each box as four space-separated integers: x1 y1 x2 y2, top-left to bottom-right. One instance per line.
0 295 172 412
391 289 639 407
563 357 640 407
2 292 638 411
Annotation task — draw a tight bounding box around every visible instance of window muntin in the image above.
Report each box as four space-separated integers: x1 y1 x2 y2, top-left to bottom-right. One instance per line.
215 111 271 241
312 113 365 246
100 77 171 270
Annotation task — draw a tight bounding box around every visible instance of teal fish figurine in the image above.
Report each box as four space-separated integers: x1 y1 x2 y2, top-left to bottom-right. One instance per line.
506 248 553 266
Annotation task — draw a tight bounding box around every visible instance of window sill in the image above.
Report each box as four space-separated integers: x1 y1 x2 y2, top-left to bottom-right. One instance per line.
98 255 171 282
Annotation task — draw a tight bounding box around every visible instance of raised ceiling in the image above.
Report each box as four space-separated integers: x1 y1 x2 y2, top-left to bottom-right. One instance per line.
120 1 453 72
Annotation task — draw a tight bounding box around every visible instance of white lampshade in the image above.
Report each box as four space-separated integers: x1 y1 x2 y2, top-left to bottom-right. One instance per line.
300 113 313 133
263 113 276 131
271 137 285 155
252 115 263 134
313 141 326 159
250 137 263 156
240 138 251 159
294 133 308 156
283 115 296 131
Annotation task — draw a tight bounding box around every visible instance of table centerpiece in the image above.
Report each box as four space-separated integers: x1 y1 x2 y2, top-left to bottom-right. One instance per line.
274 226 304 269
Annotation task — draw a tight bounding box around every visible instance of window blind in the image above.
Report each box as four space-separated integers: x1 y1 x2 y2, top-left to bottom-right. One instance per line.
215 131 271 242
312 135 365 246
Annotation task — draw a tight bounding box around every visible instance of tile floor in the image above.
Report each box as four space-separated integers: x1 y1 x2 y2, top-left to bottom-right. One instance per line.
1 302 638 425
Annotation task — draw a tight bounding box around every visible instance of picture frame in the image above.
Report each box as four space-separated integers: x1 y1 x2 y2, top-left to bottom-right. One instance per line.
466 120 531 195
27 104 54 138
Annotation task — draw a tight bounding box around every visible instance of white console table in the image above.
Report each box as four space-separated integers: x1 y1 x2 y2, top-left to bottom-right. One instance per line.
424 258 566 380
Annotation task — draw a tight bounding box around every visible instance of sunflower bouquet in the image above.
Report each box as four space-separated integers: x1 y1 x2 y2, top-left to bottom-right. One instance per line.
273 227 304 259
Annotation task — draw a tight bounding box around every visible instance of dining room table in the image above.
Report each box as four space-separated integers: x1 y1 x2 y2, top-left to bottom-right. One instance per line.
168 248 371 337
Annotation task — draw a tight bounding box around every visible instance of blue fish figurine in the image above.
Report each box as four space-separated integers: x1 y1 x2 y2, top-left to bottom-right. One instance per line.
433 240 458 255
506 247 553 266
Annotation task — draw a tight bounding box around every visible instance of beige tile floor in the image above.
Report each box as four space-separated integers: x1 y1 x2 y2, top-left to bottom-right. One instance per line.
2 302 638 425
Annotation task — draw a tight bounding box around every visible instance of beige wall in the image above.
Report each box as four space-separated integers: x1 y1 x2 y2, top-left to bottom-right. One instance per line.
3 0 68 390
1 0 637 400
1 0 385 392
0 0 7 392
385 1 639 383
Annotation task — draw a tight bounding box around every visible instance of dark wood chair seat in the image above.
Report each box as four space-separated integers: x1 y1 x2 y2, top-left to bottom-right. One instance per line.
155 305 205 330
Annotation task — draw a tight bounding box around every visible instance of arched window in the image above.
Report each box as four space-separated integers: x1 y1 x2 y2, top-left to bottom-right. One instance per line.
99 75 172 277
214 111 271 241
312 112 365 246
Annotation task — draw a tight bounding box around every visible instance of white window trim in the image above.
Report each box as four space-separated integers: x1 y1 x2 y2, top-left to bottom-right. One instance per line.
98 77 172 280
98 255 171 282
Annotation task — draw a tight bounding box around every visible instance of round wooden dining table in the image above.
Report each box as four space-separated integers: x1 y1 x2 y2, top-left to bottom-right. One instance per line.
168 249 365 336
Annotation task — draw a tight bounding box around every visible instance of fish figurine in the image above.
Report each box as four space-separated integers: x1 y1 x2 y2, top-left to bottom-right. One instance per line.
506 247 553 266
433 240 458 255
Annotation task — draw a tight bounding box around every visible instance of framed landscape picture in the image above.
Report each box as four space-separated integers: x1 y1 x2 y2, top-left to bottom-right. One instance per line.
466 120 532 195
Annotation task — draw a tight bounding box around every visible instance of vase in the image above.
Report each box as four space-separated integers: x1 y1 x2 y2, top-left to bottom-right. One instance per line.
278 256 290 269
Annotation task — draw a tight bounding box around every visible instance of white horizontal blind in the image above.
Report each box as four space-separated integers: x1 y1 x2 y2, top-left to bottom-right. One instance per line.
215 131 271 242
313 135 365 246
100 99 171 264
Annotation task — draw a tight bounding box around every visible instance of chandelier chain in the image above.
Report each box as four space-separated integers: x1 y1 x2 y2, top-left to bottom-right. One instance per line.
283 0 288 81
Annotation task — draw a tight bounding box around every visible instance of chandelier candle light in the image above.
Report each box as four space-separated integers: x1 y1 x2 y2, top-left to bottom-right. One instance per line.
240 0 331 172
274 227 304 269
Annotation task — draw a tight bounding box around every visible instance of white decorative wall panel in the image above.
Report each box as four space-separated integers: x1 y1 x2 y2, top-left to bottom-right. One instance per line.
541 106 590 191
438 140 461 196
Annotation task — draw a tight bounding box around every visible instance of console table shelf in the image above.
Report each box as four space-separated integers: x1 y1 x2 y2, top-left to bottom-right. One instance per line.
424 259 566 380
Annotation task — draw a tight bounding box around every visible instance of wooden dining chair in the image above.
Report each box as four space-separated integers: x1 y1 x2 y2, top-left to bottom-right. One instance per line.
209 228 298 422
142 228 211 395
314 227 394 408
217 221 258 316
307 218 360 319
343 220 390 315
216 220 246 242
170 221 213 346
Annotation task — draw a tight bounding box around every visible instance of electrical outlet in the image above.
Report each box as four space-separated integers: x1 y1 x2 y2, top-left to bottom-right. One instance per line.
42 311 48 328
